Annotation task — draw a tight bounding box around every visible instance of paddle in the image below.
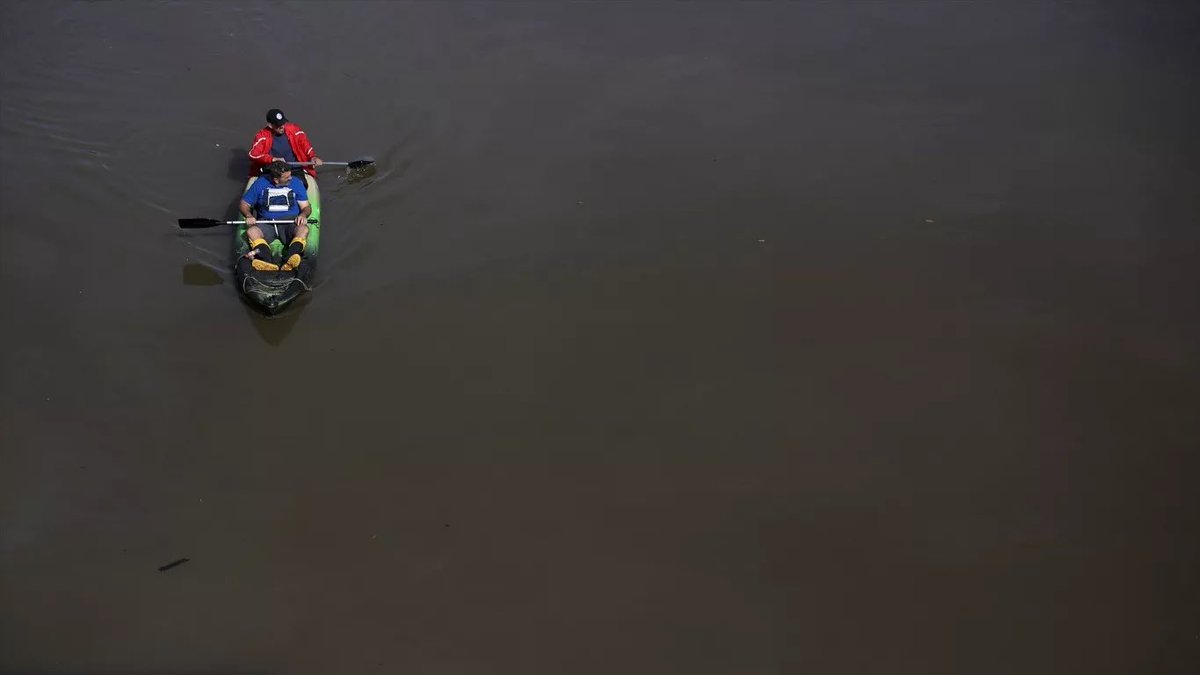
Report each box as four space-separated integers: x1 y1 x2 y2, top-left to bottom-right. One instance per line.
288 157 374 170
178 217 319 229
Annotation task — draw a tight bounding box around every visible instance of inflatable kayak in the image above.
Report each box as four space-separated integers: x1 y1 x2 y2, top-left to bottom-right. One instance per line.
233 175 322 314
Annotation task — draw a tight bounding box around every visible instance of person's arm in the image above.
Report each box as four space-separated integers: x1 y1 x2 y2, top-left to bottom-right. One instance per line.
292 127 321 166
248 133 272 165
294 200 311 227
239 199 256 226
240 182 260 225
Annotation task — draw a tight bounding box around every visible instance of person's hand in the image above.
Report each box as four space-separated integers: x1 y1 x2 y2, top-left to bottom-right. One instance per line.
245 215 256 228
295 214 307 227
312 157 324 167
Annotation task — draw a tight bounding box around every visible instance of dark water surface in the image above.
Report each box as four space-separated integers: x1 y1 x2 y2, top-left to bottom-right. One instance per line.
2 1 1199 672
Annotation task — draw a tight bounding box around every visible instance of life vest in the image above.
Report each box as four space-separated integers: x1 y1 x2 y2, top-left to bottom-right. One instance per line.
245 176 306 218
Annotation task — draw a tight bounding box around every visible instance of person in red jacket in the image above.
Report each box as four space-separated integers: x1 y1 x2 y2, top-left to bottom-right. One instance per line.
247 108 323 179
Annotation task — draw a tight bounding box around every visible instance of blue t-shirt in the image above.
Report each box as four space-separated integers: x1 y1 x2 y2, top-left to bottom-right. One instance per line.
242 176 309 219
271 132 297 163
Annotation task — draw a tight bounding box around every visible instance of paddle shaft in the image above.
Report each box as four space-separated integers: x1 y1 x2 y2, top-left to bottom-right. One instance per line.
177 217 319 228
288 159 373 169
230 218 316 225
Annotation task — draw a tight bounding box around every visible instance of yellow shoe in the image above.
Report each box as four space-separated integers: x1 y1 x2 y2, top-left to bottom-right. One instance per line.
280 237 306 271
251 258 281 272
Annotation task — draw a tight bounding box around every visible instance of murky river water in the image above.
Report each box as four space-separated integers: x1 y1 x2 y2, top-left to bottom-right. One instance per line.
2 2 1198 672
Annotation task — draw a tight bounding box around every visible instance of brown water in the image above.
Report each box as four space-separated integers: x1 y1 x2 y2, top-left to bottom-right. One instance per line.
2 2 1199 673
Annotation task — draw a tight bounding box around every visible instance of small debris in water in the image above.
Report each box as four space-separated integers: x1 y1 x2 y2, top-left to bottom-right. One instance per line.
157 558 190 572
757 239 765 243
924 218 935 223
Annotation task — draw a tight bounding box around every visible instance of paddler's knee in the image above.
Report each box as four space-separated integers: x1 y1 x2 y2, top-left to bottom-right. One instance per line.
248 237 275 258
295 223 309 239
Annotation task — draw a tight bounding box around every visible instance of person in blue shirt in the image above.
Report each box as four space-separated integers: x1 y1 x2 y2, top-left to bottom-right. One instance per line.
240 161 312 272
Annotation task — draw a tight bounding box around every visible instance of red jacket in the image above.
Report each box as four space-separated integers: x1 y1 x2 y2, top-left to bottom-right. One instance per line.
248 122 318 177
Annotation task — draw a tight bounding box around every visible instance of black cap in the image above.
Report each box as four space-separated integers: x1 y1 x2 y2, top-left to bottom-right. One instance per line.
265 109 287 126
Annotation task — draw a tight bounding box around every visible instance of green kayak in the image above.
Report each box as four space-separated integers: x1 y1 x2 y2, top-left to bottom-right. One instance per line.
233 174 322 314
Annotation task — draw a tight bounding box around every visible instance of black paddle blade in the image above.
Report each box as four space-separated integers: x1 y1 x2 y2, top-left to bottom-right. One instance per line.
347 158 375 170
178 218 225 229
